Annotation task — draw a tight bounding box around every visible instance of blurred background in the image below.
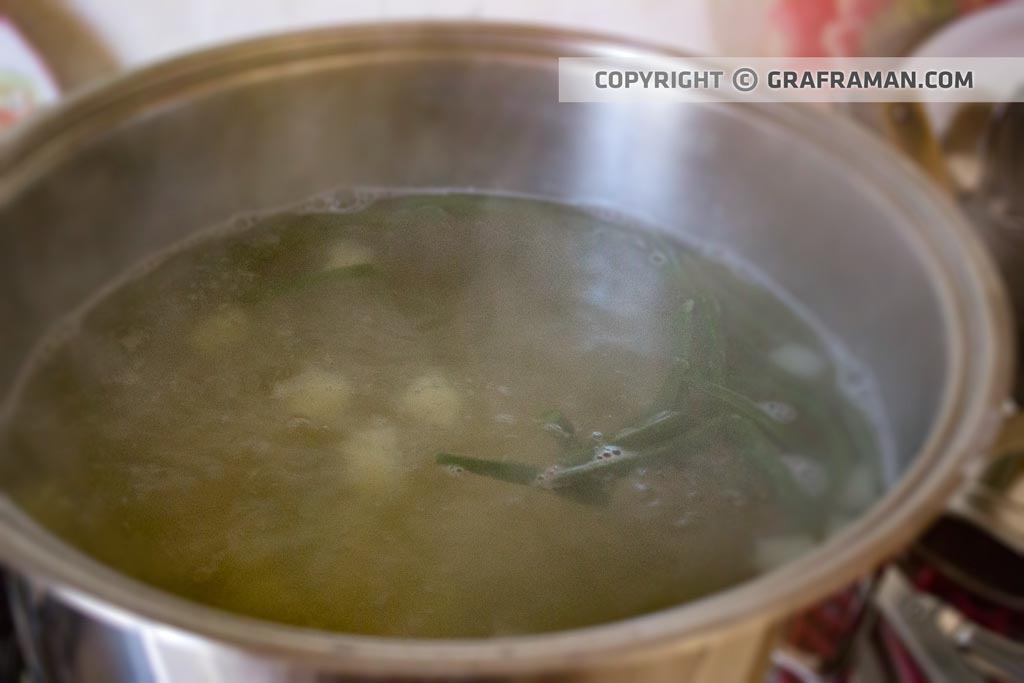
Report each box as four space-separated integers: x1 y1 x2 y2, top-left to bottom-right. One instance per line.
0 0 1012 128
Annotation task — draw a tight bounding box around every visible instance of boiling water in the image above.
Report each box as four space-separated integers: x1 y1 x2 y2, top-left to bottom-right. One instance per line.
0 192 884 637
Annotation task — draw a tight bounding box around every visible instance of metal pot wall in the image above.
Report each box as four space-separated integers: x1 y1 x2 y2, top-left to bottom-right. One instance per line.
0 23 1014 682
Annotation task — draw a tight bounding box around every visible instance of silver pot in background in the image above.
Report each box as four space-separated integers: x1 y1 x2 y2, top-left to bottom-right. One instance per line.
0 24 1014 682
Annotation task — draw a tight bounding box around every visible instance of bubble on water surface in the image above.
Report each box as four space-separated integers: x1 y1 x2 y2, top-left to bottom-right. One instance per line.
534 465 565 487
593 446 625 461
304 187 381 214
759 401 797 423
649 251 668 266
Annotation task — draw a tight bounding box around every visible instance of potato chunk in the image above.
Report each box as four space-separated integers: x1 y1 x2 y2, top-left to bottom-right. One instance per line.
324 240 375 270
342 422 402 494
399 372 462 429
770 343 826 378
273 368 353 422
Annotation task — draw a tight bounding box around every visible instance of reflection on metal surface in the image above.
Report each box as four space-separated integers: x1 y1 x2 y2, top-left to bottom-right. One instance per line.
879 102 954 193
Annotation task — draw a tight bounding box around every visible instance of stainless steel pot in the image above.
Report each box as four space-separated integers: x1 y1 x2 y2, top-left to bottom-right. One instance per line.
0 23 1014 682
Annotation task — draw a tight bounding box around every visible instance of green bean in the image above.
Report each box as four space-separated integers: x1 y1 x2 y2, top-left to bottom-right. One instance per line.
549 409 695 470
534 410 578 448
718 414 816 523
687 380 790 450
725 333 876 496
432 229 875 518
659 230 878 498
648 242 727 413
435 453 541 486
435 453 610 506
542 415 730 490
610 410 693 451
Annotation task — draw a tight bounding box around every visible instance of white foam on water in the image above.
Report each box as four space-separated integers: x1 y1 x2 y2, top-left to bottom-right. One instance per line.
759 401 798 424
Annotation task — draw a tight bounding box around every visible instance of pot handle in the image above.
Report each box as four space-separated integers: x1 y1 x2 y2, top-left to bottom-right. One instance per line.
857 100 1024 552
947 410 1024 555
847 101 955 192
1 0 121 95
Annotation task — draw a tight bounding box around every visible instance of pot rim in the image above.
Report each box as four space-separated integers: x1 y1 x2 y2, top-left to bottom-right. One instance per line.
0 21 1015 676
